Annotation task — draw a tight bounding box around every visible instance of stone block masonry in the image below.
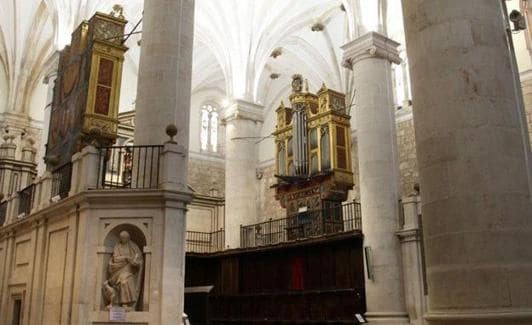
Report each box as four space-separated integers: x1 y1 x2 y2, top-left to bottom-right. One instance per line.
188 157 225 196
397 116 419 196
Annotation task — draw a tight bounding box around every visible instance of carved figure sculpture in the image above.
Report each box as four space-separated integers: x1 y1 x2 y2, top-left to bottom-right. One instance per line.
291 74 303 93
111 4 125 20
103 231 143 310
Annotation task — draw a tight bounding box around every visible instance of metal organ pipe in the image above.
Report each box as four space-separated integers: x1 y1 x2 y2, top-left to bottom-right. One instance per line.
292 103 308 176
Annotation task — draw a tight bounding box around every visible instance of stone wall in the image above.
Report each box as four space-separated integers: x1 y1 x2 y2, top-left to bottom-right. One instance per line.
0 188 191 324
258 163 285 221
396 115 419 196
188 157 225 196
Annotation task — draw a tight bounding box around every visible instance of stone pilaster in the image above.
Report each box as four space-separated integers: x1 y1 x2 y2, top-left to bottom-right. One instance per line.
342 32 409 324
223 99 263 248
401 1 532 324
397 196 427 325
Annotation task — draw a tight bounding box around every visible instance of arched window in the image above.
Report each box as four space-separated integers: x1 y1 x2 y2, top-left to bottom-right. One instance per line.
200 104 218 152
392 48 412 108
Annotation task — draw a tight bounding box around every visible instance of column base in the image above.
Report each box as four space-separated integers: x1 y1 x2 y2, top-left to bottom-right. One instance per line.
365 311 410 324
425 310 532 325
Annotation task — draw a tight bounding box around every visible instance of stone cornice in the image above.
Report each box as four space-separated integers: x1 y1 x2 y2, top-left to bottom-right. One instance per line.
396 228 421 243
0 189 194 235
222 99 264 123
341 31 401 69
520 68 532 82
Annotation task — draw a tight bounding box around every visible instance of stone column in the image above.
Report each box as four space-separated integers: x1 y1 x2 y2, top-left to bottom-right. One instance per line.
223 100 263 248
397 195 427 325
134 0 195 147
133 0 195 323
342 32 409 324
0 136 17 197
401 1 532 324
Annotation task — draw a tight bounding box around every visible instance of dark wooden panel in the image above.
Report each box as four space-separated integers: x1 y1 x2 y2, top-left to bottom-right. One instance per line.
220 257 239 295
185 233 365 324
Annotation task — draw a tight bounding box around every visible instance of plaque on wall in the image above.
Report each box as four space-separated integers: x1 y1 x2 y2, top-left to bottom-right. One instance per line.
109 306 127 321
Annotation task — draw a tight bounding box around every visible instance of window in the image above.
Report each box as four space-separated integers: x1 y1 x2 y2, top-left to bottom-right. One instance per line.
200 104 219 152
392 48 412 108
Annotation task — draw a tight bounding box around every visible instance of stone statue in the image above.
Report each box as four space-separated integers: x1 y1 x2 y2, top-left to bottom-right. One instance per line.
103 231 143 310
292 74 303 93
110 4 125 20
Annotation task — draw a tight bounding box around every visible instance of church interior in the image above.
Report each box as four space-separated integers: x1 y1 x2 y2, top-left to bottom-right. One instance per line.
0 0 531 324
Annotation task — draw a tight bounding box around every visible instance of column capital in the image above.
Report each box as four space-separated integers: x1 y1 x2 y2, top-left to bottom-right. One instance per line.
222 99 264 123
341 31 401 69
396 228 421 243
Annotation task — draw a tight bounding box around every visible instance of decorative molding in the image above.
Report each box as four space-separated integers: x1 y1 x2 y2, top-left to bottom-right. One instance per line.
311 22 325 32
258 158 275 168
188 151 225 163
396 105 414 123
222 99 264 123
520 69 532 82
270 47 283 59
425 310 532 322
341 31 401 68
396 228 421 243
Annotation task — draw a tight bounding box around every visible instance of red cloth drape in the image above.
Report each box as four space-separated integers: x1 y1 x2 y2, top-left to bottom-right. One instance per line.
289 256 305 290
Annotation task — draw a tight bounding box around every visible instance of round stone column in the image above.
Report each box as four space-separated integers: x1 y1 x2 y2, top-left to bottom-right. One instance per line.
401 1 532 324
223 100 263 248
342 32 409 324
134 0 195 147
133 1 195 324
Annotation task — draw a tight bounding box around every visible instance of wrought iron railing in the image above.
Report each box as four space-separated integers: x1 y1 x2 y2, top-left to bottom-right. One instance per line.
0 201 7 226
186 229 225 253
51 162 72 199
241 201 361 248
18 184 35 216
97 145 163 189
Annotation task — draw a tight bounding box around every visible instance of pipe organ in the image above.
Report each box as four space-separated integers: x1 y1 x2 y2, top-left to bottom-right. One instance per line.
45 11 128 169
273 75 354 234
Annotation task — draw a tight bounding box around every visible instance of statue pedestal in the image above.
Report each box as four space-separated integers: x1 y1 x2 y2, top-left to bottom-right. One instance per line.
69 189 193 325
92 310 150 324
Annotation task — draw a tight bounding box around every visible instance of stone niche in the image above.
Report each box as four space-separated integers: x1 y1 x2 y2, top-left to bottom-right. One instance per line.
98 222 151 314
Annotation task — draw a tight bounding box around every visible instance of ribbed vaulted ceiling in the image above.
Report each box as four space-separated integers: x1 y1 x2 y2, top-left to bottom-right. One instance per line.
0 0 396 119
